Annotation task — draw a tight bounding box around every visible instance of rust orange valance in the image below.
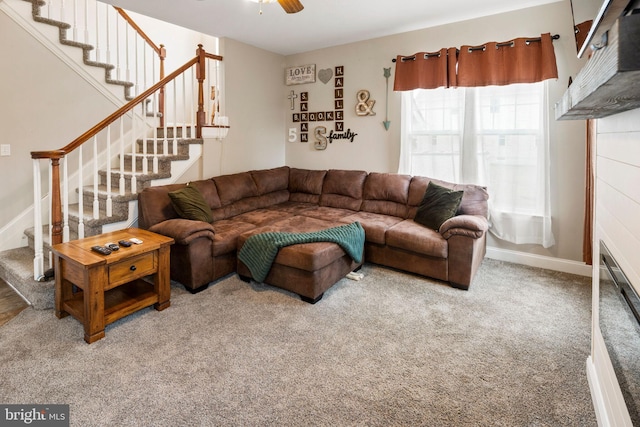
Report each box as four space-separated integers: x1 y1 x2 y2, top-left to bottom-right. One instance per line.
393 48 457 91
457 33 558 87
393 33 558 91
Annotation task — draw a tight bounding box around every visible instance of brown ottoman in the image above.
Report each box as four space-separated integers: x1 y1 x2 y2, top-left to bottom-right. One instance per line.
236 216 363 303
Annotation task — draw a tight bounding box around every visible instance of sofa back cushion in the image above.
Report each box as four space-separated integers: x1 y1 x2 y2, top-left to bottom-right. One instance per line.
251 166 290 195
138 183 183 229
189 179 222 209
138 179 221 228
213 172 258 205
407 176 489 218
361 172 410 218
289 168 326 204
210 172 258 220
320 169 367 211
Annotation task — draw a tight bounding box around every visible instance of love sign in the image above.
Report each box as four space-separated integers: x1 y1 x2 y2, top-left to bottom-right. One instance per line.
286 64 316 86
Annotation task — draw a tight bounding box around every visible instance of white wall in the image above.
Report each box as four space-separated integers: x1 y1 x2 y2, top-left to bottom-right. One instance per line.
198 38 286 178
283 0 587 262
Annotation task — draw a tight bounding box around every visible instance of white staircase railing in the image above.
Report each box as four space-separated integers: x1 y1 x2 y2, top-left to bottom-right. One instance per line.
30 41 223 279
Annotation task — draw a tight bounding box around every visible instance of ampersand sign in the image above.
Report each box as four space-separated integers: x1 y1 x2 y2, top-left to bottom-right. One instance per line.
355 90 376 116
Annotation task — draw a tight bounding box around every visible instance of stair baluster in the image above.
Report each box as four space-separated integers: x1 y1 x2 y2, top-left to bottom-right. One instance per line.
77 145 85 239
119 116 125 196
105 125 112 217
130 110 137 194
62 156 69 242
92 135 99 219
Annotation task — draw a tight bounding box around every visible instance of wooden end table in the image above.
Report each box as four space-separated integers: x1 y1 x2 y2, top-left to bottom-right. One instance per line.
51 228 174 343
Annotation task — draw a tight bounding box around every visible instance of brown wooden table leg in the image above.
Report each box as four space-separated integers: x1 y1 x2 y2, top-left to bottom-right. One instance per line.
83 267 107 344
54 255 70 319
154 245 171 311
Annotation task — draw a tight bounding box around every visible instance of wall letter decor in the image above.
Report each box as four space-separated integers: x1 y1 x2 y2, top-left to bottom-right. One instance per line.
355 90 376 116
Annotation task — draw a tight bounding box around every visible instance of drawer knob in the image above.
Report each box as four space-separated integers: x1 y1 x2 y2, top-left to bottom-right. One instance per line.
130 265 137 271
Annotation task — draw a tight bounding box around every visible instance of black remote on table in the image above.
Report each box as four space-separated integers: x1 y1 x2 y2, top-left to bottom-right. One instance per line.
91 245 112 255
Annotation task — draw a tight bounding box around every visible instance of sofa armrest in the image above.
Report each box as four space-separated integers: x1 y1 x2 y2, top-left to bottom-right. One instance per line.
148 219 215 245
439 215 489 239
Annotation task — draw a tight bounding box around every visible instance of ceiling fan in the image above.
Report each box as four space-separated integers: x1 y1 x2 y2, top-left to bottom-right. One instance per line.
256 0 304 14
277 0 304 13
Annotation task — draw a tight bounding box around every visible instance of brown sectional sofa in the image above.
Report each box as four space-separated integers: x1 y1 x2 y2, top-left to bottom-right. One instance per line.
137 166 490 299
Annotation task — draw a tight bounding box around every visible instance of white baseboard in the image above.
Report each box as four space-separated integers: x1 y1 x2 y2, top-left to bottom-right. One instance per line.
587 356 610 427
486 247 592 277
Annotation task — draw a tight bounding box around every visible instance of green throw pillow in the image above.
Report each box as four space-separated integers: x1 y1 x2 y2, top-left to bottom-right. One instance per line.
414 182 464 231
168 185 213 223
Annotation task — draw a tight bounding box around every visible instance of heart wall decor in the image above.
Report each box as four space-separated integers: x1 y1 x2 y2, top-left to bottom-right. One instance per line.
318 68 333 84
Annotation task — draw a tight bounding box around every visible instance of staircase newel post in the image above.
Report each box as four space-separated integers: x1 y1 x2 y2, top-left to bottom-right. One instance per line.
159 44 166 128
31 151 65 248
196 44 206 139
49 155 64 247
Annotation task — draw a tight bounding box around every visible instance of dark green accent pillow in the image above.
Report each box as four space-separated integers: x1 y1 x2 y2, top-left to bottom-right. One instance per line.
414 182 464 231
168 184 213 223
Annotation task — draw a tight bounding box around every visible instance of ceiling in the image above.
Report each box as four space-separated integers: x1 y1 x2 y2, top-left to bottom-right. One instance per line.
102 0 564 56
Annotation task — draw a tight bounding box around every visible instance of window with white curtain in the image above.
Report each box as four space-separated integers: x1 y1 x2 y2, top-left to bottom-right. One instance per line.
399 82 555 248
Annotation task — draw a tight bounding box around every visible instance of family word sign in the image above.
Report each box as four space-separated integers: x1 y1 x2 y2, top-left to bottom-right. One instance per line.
286 64 316 86
313 126 358 150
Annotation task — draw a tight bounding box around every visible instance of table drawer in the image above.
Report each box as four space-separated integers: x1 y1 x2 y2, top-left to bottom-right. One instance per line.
108 252 156 288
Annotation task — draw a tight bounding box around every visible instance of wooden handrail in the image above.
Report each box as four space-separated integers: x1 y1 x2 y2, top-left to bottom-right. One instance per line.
31 56 199 159
113 6 163 56
113 6 168 126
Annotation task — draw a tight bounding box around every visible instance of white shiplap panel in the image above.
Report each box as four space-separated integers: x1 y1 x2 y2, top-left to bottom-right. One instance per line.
597 157 640 207
597 131 640 167
598 108 640 133
598 180 640 246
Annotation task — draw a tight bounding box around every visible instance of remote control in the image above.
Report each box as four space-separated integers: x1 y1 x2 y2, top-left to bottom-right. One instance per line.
105 242 120 251
91 245 112 255
130 238 143 244
118 240 132 247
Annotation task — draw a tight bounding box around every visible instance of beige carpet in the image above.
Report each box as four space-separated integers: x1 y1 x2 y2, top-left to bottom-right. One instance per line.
0 259 596 426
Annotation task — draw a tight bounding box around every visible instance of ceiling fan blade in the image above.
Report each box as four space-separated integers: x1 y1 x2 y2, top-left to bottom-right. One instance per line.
277 0 304 14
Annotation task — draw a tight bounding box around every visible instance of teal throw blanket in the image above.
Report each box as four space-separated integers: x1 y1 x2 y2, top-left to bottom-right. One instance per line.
238 222 365 283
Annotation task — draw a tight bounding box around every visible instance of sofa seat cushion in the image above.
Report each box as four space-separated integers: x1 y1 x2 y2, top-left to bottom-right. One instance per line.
386 219 448 258
211 219 256 256
339 211 404 245
298 206 358 222
237 216 351 272
230 209 293 227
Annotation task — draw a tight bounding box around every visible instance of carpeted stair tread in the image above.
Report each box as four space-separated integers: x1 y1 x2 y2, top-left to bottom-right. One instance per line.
0 246 54 310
